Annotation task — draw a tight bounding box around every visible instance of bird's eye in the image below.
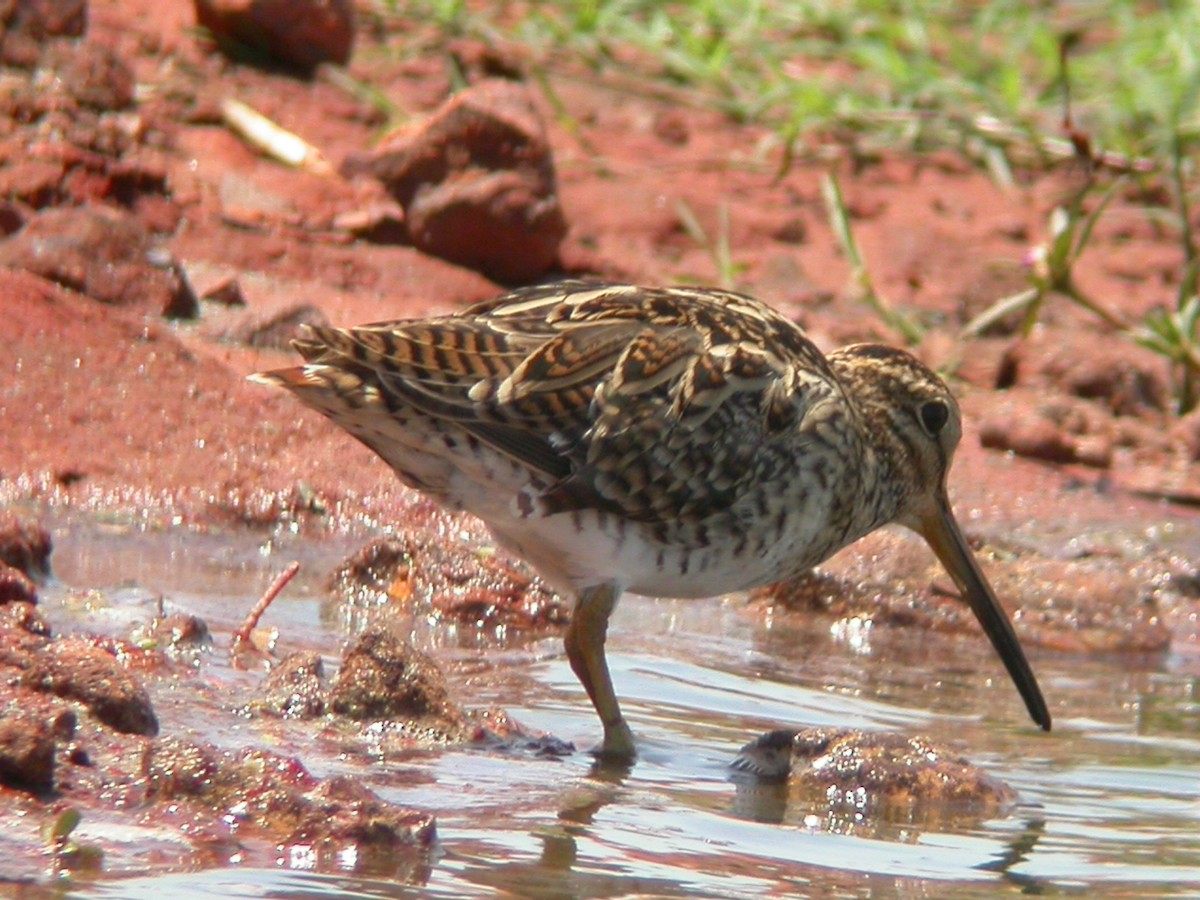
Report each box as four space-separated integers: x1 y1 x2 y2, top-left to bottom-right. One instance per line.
918 400 949 436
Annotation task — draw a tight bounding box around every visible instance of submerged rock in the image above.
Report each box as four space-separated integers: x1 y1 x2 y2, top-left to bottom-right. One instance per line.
254 650 327 719
142 737 435 856
329 628 464 733
329 533 568 632
733 727 1016 832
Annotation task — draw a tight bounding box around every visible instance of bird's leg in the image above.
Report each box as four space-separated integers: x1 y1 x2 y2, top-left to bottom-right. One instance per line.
565 583 635 759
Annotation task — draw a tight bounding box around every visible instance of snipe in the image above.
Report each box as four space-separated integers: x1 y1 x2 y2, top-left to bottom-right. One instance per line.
253 280 1051 758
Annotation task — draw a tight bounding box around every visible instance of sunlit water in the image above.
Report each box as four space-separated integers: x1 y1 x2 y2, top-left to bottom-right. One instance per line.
23 516 1200 897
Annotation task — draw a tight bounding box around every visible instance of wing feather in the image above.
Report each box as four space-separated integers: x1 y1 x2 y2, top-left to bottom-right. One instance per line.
283 281 832 526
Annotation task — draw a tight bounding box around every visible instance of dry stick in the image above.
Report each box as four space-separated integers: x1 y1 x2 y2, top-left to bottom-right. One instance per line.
232 561 301 651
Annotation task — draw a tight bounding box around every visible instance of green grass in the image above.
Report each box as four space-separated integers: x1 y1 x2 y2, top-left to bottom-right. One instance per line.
377 0 1200 172
372 0 1200 411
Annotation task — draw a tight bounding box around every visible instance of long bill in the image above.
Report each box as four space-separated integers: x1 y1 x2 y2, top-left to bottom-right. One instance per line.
919 495 1052 731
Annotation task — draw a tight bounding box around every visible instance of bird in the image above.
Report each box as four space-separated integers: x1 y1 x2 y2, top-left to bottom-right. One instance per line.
252 280 1051 758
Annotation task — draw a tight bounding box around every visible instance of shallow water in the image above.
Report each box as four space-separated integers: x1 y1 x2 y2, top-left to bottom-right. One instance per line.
27 516 1200 897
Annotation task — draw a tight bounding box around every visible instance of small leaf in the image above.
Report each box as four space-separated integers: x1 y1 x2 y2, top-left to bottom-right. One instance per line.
45 808 81 845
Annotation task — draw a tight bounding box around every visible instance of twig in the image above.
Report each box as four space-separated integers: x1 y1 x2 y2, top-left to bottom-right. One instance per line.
232 561 300 651
221 99 334 176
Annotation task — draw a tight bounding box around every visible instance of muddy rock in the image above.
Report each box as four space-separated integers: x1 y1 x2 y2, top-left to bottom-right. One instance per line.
144 737 435 853
254 650 327 718
0 563 37 605
0 703 75 791
986 555 1169 654
20 638 159 736
133 612 211 654
1001 334 1167 417
349 79 566 283
195 273 246 306
754 530 1170 655
194 0 354 71
0 510 51 579
305 774 437 852
329 628 464 731
0 600 50 635
979 390 1114 468
43 40 134 111
733 728 1015 830
330 534 568 631
333 201 408 245
0 140 172 213
0 205 198 317
0 0 86 67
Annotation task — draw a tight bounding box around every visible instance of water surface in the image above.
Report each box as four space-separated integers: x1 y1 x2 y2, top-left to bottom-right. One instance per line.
31 517 1200 897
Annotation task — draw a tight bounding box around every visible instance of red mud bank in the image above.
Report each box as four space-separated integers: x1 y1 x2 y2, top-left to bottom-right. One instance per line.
2 0 1200 887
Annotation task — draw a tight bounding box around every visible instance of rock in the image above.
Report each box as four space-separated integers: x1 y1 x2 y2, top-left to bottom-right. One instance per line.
328 628 462 729
143 738 436 852
978 391 1113 468
198 274 246 306
0 600 50 635
0 705 63 791
254 650 326 718
0 0 87 67
733 728 1015 830
0 563 37 605
20 638 159 736
0 511 51 579
43 41 134 111
193 0 354 71
1003 334 1167 417
329 534 568 631
349 79 566 283
0 205 199 318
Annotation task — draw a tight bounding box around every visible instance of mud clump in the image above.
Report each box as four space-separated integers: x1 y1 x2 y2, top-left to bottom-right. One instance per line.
329 628 464 731
194 0 356 71
348 78 567 283
0 704 72 791
19 637 159 736
733 727 1016 832
254 650 327 719
330 532 568 632
143 736 435 852
0 205 198 318
0 510 51 580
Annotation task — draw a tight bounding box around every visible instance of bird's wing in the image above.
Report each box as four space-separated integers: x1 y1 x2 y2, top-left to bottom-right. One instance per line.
290 282 834 524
